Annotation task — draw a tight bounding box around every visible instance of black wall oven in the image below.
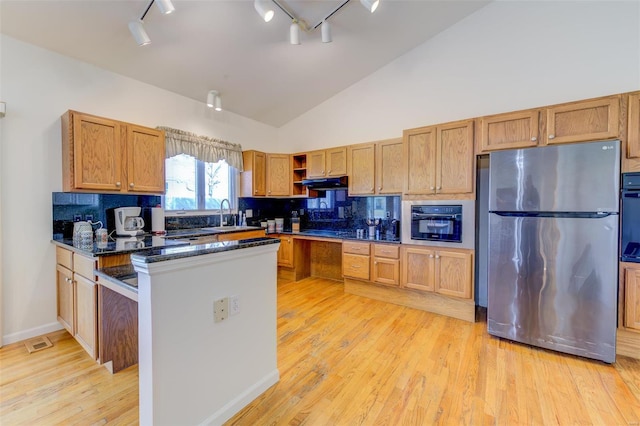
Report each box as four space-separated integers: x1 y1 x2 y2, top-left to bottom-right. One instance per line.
621 172 640 262
401 200 475 249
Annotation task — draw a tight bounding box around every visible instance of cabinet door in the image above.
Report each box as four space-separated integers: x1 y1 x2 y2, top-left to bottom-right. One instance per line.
372 257 400 287
56 264 75 334
266 154 291 196
75 274 98 359
434 250 473 299
404 127 437 195
546 96 620 145
241 151 267 197
401 246 435 292
277 236 293 267
326 147 347 176
348 143 376 195
479 110 539 152
307 150 326 178
343 253 370 280
628 93 640 159
437 120 474 194
71 112 123 191
126 125 165 193
625 268 640 330
376 139 403 194
218 229 266 242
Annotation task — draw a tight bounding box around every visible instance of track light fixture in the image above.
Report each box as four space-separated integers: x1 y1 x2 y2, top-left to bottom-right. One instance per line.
207 91 222 111
128 0 175 46
360 0 379 13
261 0 379 45
254 0 275 22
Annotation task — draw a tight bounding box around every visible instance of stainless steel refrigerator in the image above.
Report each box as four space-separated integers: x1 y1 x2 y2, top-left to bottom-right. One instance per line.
487 140 620 363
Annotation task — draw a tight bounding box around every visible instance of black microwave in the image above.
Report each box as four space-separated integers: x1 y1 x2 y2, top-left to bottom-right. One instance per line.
411 205 462 243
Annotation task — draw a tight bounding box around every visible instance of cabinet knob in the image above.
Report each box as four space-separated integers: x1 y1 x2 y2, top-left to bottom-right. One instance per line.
374 261 378 265
327 170 331 174
531 136 537 142
115 181 121 187
435 255 440 259
549 134 555 139
429 254 434 258
129 182 134 188
378 187 382 191
255 190 258 194
436 186 441 190
430 186 435 190
370 188 374 192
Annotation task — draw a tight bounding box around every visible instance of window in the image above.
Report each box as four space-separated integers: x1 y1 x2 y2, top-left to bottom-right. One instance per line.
164 154 238 212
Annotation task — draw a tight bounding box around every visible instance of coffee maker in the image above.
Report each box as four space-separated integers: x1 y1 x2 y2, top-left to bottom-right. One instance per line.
114 207 145 236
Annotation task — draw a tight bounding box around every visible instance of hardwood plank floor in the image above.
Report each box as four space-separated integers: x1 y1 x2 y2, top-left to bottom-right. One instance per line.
2 277 640 425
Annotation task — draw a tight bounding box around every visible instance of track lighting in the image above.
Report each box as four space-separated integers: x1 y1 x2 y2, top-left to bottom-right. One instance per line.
155 0 175 15
128 19 151 46
321 20 331 43
128 0 175 46
360 0 380 13
290 22 300 45
207 91 222 111
254 0 275 22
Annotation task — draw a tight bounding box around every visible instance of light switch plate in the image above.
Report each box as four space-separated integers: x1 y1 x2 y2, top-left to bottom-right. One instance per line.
245 209 253 218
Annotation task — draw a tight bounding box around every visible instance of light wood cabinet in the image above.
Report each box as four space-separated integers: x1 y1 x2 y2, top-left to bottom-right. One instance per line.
277 235 294 267
266 154 291 196
55 246 98 359
624 265 640 331
291 153 309 197
349 138 403 196
372 244 400 287
403 120 474 197
479 110 540 152
61 110 165 194
628 92 640 160
546 96 620 145
241 150 267 197
401 245 473 300
348 143 376 195
375 139 403 194
307 147 347 178
342 241 371 280
217 229 266 242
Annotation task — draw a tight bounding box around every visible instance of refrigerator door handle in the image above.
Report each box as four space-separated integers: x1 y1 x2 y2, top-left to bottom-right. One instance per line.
490 211 616 219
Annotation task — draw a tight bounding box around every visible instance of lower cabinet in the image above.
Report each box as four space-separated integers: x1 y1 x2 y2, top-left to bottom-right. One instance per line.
372 244 400 286
277 235 294 267
401 245 473 300
55 246 98 359
342 241 371 280
623 263 640 330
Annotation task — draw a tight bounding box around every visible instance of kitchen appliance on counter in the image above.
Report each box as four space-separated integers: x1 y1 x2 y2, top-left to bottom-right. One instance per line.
621 172 640 262
402 200 475 249
488 140 620 363
115 206 145 236
115 236 145 251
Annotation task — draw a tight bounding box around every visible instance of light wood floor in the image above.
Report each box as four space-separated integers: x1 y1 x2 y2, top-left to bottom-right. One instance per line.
2 277 640 425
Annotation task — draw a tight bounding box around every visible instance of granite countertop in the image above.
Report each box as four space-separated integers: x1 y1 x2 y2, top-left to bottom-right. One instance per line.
95 264 138 294
131 237 280 264
276 229 401 244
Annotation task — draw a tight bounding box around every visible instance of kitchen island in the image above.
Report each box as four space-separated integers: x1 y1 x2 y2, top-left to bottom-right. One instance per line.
129 237 280 426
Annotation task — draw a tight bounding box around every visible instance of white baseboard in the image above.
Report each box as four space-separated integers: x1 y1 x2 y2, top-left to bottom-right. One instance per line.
2 322 64 346
199 369 280 426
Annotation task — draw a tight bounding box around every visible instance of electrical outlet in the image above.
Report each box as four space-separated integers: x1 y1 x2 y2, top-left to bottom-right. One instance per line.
229 295 240 315
245 209 253 218
85 214 93 222
214 298 228 323
73 214 82 222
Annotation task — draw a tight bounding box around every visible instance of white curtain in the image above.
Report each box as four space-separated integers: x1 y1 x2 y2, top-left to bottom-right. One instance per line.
157 126 244 170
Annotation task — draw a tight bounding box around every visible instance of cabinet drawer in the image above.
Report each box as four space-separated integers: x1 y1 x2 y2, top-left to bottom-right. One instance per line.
343 241 370 255
343 253 370 280
56 246 73 270
74 253 96 280
373 244 399 259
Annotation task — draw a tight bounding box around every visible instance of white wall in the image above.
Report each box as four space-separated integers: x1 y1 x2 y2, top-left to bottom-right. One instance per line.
0 35 279 343
278 1 640 151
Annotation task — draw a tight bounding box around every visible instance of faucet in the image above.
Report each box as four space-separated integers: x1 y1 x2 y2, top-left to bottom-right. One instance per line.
319 201 328 209
220 198 231 226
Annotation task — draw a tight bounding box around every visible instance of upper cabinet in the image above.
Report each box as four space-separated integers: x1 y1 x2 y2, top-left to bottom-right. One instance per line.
403 120 474 198
307 147 347 178
240 150 267 197
627 92 640 160
479 110 540 152
266 154 291 196
348 138 403 196
546 96 620 145
61 110 165 194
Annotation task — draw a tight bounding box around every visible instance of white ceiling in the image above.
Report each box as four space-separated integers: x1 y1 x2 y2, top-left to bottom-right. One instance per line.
0 0 489 127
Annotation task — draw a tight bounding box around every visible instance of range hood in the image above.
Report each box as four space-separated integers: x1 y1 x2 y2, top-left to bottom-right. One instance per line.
301 176 348 190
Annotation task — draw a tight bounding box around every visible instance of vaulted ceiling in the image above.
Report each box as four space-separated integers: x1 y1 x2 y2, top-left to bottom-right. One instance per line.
0 0 490 127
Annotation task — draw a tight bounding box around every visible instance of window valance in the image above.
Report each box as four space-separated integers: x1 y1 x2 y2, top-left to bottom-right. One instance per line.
157 126 244 171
